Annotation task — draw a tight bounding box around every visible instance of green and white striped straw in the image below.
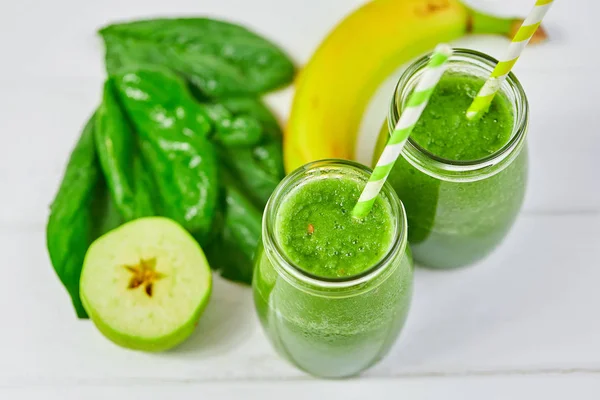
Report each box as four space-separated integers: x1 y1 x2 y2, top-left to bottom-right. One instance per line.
466 0 554 120
352 44 453 218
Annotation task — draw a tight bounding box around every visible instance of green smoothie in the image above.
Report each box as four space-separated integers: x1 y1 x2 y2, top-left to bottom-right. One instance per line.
276 177 394 278
253 161 413 378
411 73 513 161
375 51 528 269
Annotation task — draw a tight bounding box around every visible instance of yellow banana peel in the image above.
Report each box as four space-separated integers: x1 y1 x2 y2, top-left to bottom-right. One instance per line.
285 0 547 172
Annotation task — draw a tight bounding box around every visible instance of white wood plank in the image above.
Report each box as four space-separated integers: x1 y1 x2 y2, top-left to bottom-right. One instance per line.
0 0 592 79
372 214 600 376
0 0 365 79
1 214 598 384
2 375 600 400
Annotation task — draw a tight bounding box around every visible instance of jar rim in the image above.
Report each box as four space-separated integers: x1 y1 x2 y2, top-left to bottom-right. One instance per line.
389 48 529 182
262 159 408 293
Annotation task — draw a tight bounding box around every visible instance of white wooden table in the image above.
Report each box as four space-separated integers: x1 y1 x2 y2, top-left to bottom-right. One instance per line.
1 0 598 398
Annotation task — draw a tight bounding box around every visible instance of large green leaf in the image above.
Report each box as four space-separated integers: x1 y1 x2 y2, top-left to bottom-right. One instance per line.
204 173 262 284
111 67 219 242
100 18 295 97
95 80 157 221
47 115 122 318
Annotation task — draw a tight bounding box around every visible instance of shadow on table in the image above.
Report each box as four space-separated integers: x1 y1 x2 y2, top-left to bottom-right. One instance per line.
164 275 256 358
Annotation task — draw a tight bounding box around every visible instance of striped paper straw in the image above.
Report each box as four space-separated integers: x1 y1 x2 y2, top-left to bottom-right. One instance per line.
466 0 554 120
352 44 453 218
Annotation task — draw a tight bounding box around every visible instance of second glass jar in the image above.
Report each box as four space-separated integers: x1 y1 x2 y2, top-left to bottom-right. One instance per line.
374 49 529 269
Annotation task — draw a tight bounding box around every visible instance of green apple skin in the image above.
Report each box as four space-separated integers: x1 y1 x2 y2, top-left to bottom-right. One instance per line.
81 283 211 352
80 217 213 352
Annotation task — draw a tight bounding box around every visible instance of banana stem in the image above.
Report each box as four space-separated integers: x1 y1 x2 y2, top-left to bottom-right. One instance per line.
466 6 548 43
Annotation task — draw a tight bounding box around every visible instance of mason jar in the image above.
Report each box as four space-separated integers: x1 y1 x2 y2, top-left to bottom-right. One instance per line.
373 49 528 269
253 160 413 378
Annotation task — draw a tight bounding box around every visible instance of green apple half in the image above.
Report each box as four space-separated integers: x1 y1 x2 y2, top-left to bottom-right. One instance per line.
80 217 212 352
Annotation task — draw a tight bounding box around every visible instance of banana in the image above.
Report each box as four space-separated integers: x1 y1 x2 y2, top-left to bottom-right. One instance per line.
285 0 547 172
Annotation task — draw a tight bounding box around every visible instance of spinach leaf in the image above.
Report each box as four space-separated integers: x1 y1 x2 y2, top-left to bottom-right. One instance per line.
95 80 157 221
211 97 285 208
218 96 283 140
205 173 262 284
47 115 122 318
219 146 281 209
203 104 264 147
100 18 295 97
203 98 285 282
111 67 219 242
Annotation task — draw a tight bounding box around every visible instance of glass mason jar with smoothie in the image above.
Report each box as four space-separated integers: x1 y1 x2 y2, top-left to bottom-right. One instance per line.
374 49 528 269
253 160 413 378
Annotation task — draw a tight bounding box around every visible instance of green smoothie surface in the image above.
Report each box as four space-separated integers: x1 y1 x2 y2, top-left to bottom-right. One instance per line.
276 175 394 279
411 72 514 161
